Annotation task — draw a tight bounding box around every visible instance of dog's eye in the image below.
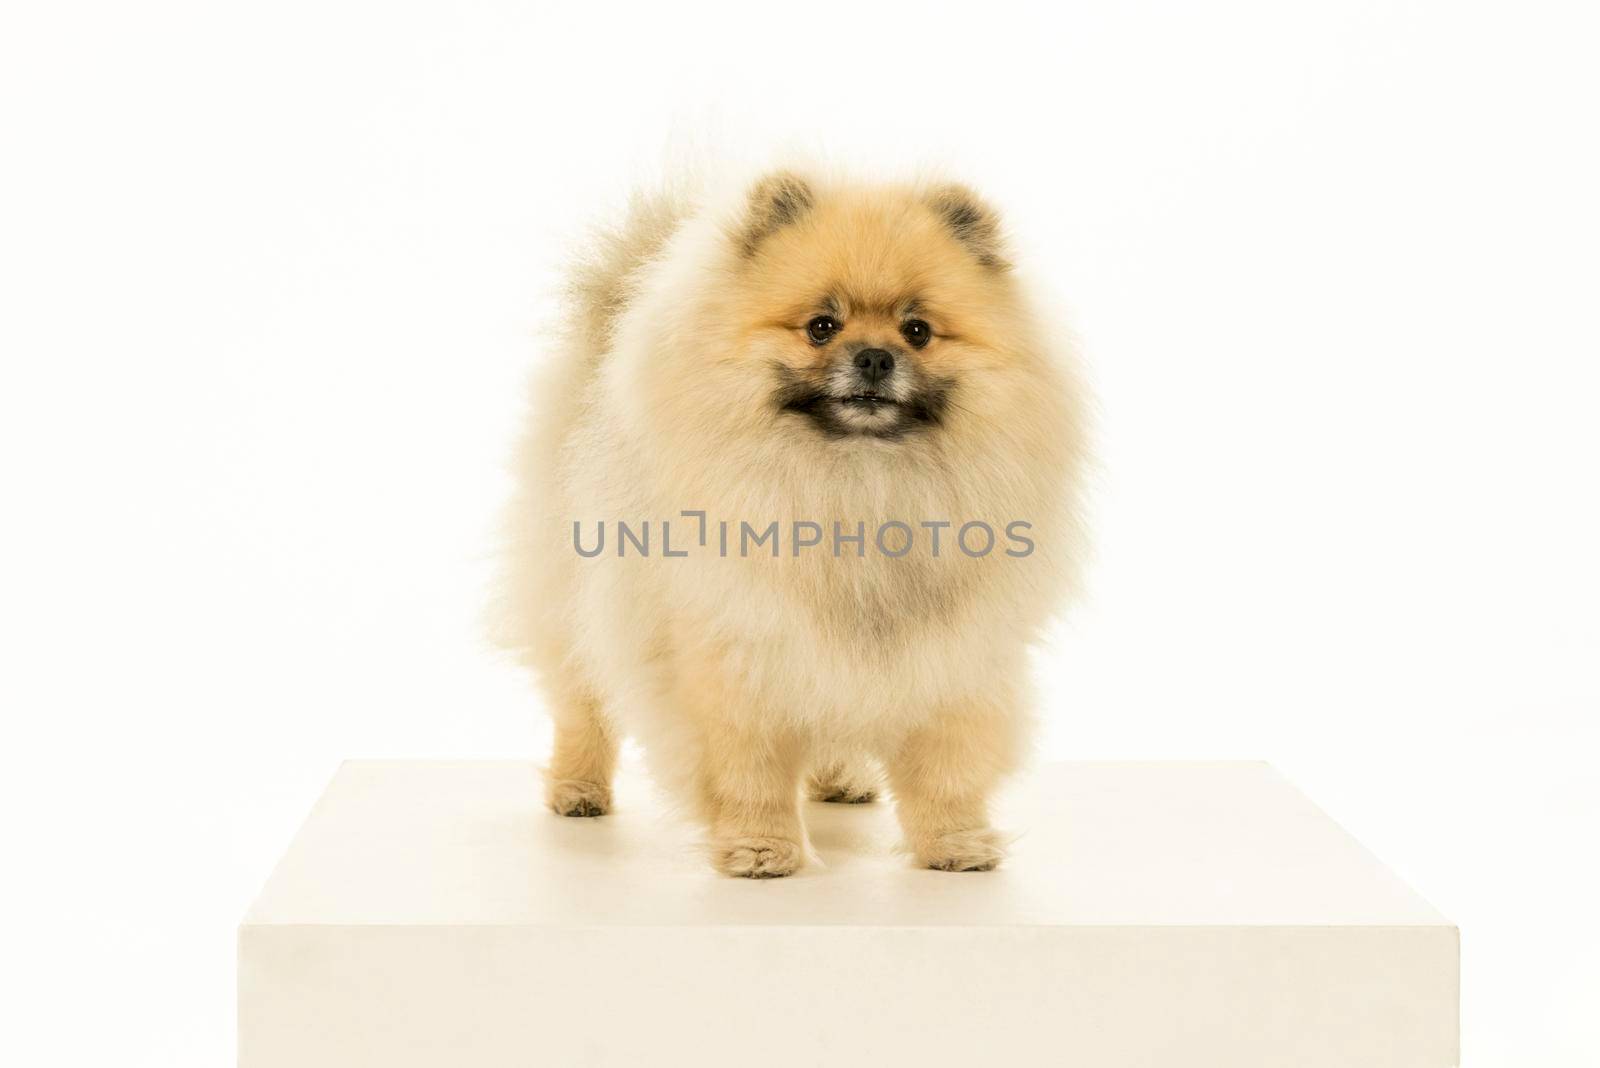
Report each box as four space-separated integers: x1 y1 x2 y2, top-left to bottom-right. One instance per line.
901 319 931 349
806 315 840 344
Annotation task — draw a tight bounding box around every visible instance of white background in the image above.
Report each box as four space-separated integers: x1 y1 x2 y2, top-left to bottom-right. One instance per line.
2 1 1596 1064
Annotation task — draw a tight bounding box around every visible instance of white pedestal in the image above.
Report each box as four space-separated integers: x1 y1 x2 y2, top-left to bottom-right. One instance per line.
239 762 1457 1067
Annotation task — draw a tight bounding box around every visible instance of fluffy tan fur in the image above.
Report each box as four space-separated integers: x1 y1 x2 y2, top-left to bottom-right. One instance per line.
495 168 1086 877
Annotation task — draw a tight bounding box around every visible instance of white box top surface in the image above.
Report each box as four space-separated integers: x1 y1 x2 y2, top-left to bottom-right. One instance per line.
244 761 1449 929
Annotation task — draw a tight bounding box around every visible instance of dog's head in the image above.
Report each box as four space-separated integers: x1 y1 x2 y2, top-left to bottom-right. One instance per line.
710 172 1028 443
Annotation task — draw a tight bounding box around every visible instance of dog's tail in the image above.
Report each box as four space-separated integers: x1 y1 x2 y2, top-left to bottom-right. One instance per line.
562 182 693 365
486 182 693 665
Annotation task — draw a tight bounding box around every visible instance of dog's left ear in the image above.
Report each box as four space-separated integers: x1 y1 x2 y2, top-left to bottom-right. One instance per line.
737 171 815 257
927 184 1010 271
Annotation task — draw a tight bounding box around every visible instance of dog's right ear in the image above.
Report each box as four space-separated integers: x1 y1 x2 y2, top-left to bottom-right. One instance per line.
736 171 814 257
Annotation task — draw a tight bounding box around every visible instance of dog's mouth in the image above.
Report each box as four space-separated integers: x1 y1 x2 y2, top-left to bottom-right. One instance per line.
841 392 897 409
773 372 951 440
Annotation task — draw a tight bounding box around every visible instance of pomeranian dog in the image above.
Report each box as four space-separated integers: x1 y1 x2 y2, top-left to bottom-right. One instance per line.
496 167 1085 877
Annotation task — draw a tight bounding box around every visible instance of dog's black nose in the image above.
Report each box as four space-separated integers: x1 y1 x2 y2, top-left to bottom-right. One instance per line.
853 348 895 387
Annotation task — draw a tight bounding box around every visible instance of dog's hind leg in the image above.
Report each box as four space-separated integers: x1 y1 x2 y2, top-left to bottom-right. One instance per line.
807 754 881 803
545 688 618 817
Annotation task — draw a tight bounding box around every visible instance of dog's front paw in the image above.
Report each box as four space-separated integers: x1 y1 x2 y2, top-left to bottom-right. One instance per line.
916 828 1006 872
546 778 611 818
713 836 804 879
